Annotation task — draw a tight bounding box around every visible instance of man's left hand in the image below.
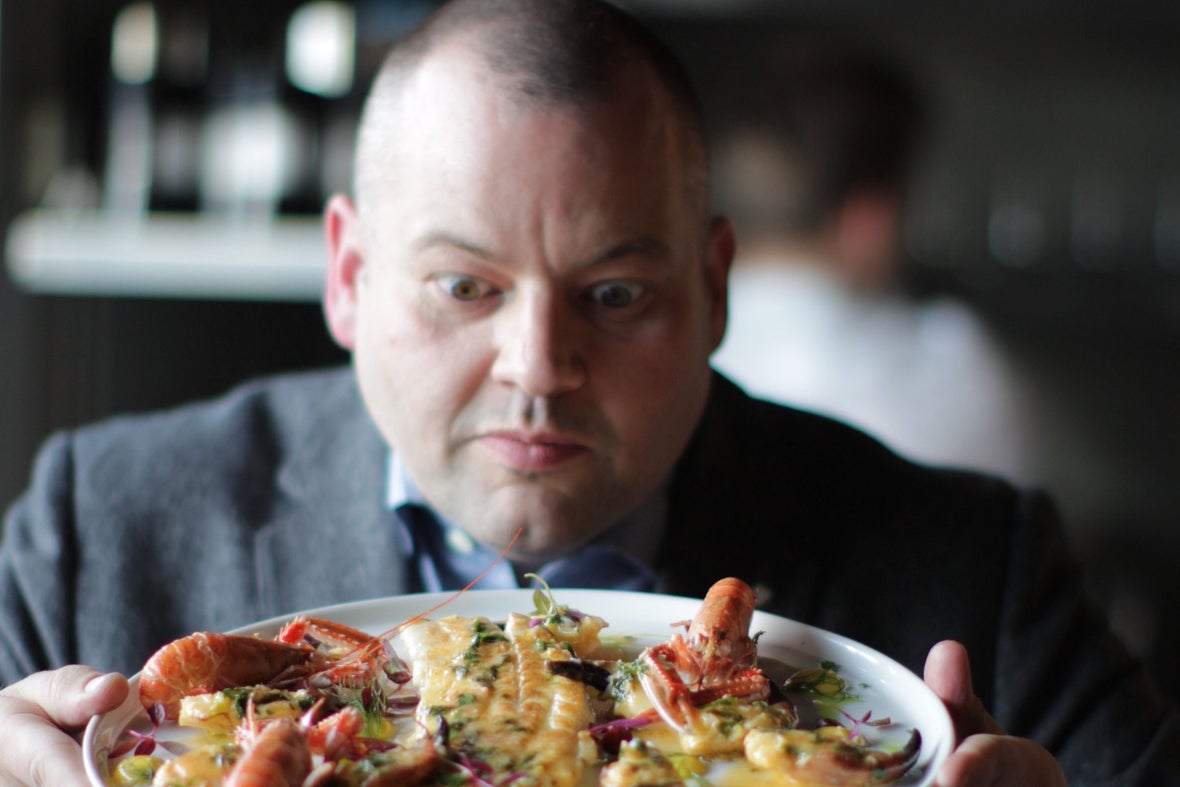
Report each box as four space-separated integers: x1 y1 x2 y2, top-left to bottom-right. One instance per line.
924 640 1066 786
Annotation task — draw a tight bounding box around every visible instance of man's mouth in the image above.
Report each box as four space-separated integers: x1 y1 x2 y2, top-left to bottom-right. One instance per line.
478 431 590 473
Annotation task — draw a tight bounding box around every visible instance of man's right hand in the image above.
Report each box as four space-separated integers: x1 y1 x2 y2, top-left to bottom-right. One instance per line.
0 666 130 785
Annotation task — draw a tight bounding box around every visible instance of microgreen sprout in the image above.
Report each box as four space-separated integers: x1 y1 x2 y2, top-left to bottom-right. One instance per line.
524 573 585 628
110 701 165 758
838 707 892 738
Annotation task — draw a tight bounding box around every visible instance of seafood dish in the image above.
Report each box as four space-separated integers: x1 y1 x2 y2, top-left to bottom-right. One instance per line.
86 580 952 786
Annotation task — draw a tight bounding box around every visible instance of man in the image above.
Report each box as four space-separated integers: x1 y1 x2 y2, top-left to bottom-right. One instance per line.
0 1 1175 784
710 40 1033 481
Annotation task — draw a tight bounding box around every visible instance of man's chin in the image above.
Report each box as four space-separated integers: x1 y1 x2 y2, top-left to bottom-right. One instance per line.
437 469 629 560
466 514 603 566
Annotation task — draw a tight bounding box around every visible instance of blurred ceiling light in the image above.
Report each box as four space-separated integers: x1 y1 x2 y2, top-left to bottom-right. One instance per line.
111 2 158 85
286 1 356 98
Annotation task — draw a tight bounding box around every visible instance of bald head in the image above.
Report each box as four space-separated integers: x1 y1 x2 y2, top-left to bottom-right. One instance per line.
353 0 708 217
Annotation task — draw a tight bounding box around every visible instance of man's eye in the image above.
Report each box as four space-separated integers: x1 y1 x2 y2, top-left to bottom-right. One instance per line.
437 275 491 302
590 281 644 309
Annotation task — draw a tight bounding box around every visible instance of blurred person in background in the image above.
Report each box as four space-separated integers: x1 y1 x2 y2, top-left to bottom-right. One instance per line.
711 39 1033 480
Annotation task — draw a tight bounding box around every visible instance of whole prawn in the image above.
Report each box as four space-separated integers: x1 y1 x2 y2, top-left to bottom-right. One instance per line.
139 632 330 720
636 577 922 786
638 576 771 731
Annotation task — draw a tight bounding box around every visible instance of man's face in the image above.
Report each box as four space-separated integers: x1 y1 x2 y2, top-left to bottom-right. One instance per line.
325 46 732 561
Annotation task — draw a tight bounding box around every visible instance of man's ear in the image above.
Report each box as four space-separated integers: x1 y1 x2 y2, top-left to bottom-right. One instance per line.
705 215 736 352
323 194 364 350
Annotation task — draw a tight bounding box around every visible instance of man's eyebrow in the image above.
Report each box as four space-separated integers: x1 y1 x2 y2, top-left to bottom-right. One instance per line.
410 232 671 266
411 231 491 257
587 237 672 267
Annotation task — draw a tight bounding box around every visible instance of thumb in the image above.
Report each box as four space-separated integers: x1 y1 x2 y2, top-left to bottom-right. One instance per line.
923 640 1004 742
0 668 129 785
4 666 130 731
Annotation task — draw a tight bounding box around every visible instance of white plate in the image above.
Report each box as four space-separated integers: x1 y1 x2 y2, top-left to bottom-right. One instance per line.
85 589 954 786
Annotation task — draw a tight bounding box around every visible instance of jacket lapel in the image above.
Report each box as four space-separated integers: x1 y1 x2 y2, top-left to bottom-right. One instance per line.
258 370 409 616
664 374 821 619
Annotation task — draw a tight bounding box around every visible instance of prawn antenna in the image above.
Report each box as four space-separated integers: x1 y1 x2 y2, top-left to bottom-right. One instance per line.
360 527 525 648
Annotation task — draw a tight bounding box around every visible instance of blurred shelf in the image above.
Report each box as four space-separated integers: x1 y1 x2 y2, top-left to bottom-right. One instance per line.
4 209 326 301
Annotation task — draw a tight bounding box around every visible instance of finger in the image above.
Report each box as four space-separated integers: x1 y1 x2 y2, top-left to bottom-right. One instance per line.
0 693 95 786
923 640 1004 740
2 666 129 730
936 733 1066 787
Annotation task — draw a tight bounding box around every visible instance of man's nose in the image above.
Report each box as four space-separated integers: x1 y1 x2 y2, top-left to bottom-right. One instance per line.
490 291 586 397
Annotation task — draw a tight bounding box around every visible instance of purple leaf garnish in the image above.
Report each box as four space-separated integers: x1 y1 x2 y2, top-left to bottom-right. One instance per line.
453 753 523 787
111 701 166 758
837 708 892 738
588 716 651 756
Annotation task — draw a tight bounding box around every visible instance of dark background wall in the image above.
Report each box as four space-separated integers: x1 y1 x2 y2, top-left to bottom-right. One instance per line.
2 0 1177 696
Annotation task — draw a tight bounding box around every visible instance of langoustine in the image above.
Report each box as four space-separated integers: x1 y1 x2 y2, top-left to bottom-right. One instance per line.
635 576 774 731
137 615 414 723
607 576 922 786
138 633 326 722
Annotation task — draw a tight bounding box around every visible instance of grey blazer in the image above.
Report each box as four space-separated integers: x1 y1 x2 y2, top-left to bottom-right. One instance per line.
2 367 1177 783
